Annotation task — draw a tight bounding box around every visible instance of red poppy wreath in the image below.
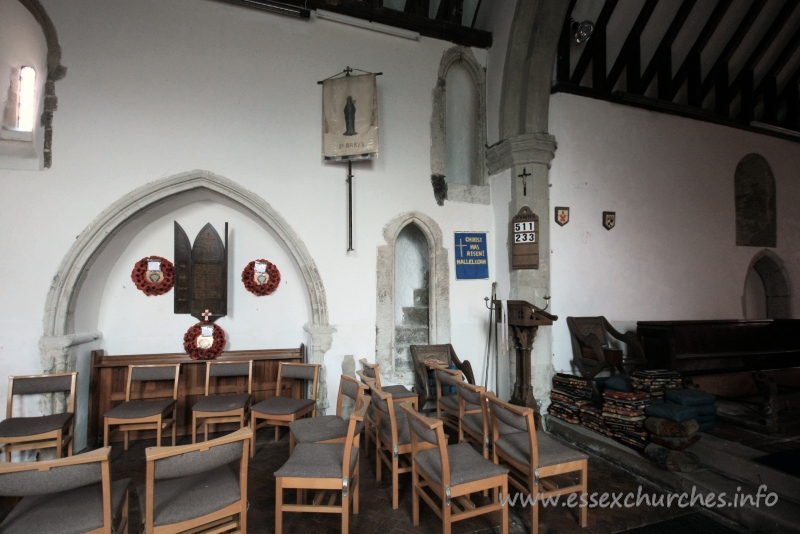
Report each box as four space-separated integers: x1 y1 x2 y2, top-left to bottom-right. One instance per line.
183 322 226 360
131 256 174 296
241 259 281 296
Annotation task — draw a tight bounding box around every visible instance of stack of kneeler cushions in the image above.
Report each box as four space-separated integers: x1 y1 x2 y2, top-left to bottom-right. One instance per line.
548 373 593 424
602 391 651 450
631 369 682 399
665 389 716 431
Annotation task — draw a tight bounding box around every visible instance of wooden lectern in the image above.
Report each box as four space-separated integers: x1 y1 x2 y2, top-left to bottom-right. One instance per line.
496 300 558 424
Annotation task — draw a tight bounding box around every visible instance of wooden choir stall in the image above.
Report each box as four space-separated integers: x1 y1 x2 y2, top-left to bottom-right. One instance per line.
88 346 305 445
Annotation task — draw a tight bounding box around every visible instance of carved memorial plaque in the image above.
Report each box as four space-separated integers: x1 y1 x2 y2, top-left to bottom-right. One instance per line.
510 207 539 270
174 221 228 321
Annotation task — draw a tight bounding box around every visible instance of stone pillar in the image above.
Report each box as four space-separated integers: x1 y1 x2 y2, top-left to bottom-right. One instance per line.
488 132 556 408
304 322 337 415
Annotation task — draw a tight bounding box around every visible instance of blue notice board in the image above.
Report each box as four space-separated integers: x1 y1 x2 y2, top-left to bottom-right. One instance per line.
454 232 489 280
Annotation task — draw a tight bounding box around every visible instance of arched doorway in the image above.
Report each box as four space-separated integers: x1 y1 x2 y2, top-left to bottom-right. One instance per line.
743 251 791 319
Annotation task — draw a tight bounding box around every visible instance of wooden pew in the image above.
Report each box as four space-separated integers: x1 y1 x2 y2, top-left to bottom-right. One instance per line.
89 346 304 446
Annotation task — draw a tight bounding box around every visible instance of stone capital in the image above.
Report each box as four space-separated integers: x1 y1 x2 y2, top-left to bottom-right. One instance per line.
487 132 557 175
39 331 101 373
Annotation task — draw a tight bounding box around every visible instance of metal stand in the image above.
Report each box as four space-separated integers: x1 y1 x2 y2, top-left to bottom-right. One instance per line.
347 160 353 252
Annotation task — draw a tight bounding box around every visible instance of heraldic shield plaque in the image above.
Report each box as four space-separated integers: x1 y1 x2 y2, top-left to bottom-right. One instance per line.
174 221 228 321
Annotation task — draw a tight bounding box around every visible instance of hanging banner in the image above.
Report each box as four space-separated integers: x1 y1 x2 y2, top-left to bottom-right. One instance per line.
454 232 489 280
322 73 379 161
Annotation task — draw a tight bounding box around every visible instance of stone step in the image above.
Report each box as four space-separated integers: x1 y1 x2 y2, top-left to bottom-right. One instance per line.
413 288 429 306
394 325 429 345
402 306 429 326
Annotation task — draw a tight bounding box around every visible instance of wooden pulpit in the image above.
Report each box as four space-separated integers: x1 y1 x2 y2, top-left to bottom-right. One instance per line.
496 300 558 423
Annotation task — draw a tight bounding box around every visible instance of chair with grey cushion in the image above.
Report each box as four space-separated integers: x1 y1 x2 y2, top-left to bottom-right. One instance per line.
250 362 319 457
0 446 130 534
289 374 367 454
400 402 509 534
0 372 77 461
454 380 490 459
103 364 180 451
434 368 462 432
371 384 415 509
359 358 418 409
486 393 588 534
191 360 253 444
275 399 369 534
139 427 250 534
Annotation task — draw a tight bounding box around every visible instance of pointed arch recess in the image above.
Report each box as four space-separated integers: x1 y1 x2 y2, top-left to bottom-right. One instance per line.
744 250 792 319
41 170 331 372
376 212 450 385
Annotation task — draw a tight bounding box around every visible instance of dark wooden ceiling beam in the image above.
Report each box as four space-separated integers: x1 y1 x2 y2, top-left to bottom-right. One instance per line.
669 0 732 101
755 27 800 97
606 0 659 92
570 0 619 86
700 0 768 102
637 0 696 96
730 0 799 99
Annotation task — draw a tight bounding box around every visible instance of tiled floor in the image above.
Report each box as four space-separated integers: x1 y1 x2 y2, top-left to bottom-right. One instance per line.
106 427 706 534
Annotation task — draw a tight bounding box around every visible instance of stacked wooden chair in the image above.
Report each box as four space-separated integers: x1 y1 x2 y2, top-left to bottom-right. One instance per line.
275 400 370 534
250 362 319 457
0 446 130 533
191 360 253 443
289 374 367 453
400 403 509 534
370 384 414 509
0 372 77 461
486 393 589 534
103 364 180 450
139 427 250 533
454 380 490 459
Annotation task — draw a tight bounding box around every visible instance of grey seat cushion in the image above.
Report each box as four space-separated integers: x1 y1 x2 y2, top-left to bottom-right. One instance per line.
1 478 129 534
439 395 458 412
252 396 315 416
415 443 508 487
274 443 359 479
104 399 176 419
192 394 251 413
461 412 486 436
0 413 73 438
290 415 348 443
137 465 240 527
378 409 410 445
495 432 588 468
383 385 416 400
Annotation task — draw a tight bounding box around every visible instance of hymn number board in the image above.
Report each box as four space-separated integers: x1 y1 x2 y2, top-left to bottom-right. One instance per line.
510 207 539 270
174 221 228 321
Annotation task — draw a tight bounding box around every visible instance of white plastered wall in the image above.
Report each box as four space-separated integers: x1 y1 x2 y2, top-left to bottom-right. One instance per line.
548 93 800 373
0 0 497 447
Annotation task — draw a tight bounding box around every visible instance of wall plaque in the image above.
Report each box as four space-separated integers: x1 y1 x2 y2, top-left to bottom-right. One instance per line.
174 221 228 321
510 207 539 270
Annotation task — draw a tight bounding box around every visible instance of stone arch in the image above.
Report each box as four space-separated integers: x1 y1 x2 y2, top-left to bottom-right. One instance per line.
39 170 334 407
376 212 450 384
17 0 66 168
430 46 488 204
743 250 792 319
735 153 777 247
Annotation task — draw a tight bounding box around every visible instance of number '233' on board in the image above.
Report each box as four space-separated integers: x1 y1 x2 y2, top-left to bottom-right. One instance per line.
513 221 535 243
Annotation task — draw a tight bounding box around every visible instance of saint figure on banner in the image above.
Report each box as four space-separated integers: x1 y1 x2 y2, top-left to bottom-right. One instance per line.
343 96 357 136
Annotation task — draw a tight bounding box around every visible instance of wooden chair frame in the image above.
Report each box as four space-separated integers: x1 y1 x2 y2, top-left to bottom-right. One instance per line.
103 364 180 451
2 372 77 461
358 358 420 410
355 371 378 459
434 368 463 432
143 427 250 534
400 403 508 534
486 393 588 534
192 360 254 444
0 446 129 534
410 344 475 410
454 381 490 458
371 385 422 509
250 362 319 458
289 374 367 453
276 401 369 534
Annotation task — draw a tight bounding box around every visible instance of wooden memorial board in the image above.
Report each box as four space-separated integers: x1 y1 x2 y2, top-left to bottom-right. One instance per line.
174 221 228 321
510 207 539 270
